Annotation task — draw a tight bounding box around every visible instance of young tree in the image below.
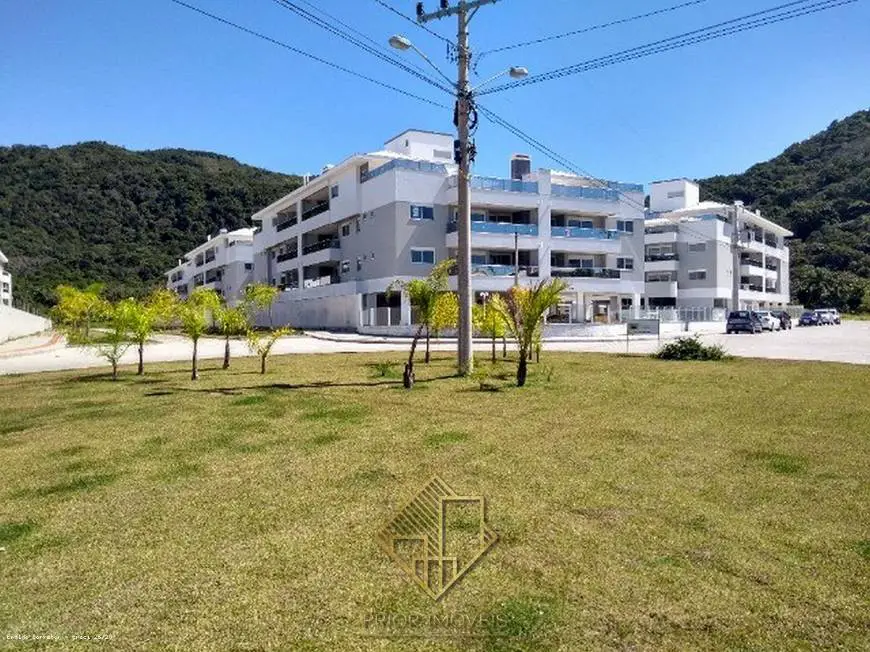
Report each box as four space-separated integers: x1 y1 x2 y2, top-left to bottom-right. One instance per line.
473 300 508 363
491 279 568 387
176 287 221 380
215 304 250 370
247 327 291 374
123 290 177 375
427 292 459 363
97 300 135 381
389 258 454 388
51 283 110 343
243 283 280 327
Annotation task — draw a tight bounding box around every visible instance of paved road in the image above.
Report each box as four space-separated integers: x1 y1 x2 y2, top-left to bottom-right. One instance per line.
0 322 868 376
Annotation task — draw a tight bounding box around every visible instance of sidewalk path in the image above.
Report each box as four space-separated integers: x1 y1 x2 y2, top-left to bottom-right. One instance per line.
1 322 867 376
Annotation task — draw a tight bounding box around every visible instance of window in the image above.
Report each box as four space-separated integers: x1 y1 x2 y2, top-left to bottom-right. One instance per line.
688 269 707 281
356 218 361 233
667 190 685 199
471 254 487 265
244 263 253 271
356 257 362 271
330 185 339 199
411 249 435 265
410 205 435 220
616 220 635 233
646 271 676 282
688 242 706 252
341 223 351 237
341 260 350 274
358 163 369 182
616 257 634 270
434 149 451 159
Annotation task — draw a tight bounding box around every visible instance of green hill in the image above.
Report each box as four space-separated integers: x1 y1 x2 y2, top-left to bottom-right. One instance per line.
2 110 869 312
701 108 870 310
0 142 301 309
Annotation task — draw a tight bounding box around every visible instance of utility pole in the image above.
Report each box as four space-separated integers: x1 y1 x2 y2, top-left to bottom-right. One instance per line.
731 201 743 312
418 0 499 376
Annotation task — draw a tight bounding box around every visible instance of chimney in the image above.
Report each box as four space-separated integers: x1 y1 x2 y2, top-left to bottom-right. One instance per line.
511 154 531 180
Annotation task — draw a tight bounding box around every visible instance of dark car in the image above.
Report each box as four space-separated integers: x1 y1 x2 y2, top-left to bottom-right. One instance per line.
771 310 792 330
798 311 819 326
726 310 763 334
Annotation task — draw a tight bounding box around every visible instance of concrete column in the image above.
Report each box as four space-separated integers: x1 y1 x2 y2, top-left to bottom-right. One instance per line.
632 293 641 319
401 292 412 326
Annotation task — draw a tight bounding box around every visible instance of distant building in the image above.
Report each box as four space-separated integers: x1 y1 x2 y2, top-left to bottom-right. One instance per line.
644 179 792 312
250 128 646 331
164 228 255 305
0 249 11 306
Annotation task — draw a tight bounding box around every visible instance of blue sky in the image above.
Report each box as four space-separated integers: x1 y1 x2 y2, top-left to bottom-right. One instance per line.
1 0 867 186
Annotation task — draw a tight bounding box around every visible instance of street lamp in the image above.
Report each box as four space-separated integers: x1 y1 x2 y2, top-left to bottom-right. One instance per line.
389 32 526 376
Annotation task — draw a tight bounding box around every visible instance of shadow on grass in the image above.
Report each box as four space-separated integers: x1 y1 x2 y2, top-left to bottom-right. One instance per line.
11 473 118 499
148 374 459 397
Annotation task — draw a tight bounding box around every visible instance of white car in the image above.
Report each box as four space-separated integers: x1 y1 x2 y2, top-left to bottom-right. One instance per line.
755 311 781 331
815 308 841 325
814 309 836 325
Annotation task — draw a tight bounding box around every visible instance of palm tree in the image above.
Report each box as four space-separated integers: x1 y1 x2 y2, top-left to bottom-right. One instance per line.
176 287 221 380
473 299 508 363
215 304 250 370
491 279 568 387
123 289 177 375
389 258 455 388
247 327 291 374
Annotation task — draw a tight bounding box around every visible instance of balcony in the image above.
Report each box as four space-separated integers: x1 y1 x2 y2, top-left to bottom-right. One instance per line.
645 280 678 298
645 252 678 262
765 261 778 272
276 216 297 232
551 267 622 279
302 239 340 255
551 226 619 240
551 184 620 202
469 264 539 277
276 250 298 263
470 176 538 194
301 202 330 221
204 252 215 264
447 221 539 236
361 158 447 183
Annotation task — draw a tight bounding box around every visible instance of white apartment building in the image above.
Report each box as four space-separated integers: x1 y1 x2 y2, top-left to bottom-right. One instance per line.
0 249 12 306
165 227 255 304
644 179 792 312
251 129 647 332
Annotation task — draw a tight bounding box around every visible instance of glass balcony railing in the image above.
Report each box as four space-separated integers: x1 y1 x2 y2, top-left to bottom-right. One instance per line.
468 264 539 277
447 222 539 236
645 252 678 262
361 158 447 183
276 250 298 263
301 202 330 221
551 184 620 202
469 176 539 194
302 239 340 256
551 267 622 279
276 216 297 232
645 224 679 235
551 226 619 240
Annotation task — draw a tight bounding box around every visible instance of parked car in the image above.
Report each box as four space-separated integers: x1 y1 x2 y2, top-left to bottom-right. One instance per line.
771 310 792 330
814 308 841 324
814 309 835 325
798 311 820 326
726 310 763 334
755 310 781 332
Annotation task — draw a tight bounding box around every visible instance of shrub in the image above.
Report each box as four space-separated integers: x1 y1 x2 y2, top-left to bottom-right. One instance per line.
654 335 727 361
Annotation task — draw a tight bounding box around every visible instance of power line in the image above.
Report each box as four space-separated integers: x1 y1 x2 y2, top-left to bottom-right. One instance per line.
478 0 710 57
269 0 454 95
480 0 856 95
370 0 456 47
167 0 449 108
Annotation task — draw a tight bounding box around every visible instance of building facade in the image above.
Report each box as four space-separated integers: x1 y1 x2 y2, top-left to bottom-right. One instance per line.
250 129 646 332
165 228 255 305
0 249 11 306
644 179 792 312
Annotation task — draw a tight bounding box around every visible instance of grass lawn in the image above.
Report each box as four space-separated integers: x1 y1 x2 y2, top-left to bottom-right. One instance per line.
1 352 868 650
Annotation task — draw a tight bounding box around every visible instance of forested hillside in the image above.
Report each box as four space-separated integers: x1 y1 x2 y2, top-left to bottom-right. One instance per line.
701 109 870 310
0 143 301 309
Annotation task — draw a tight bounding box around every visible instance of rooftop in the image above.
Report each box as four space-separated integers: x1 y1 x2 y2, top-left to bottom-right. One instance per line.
384 128 453 144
